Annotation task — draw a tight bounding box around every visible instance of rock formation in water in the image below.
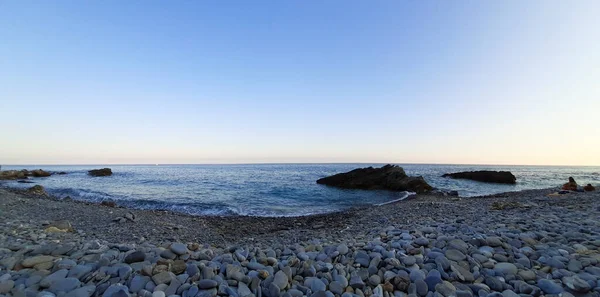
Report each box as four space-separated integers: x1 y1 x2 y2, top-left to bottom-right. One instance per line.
583 183 595 192
562 177 578 191
88 168 113 177
0 169 52 180
316 164 432 194
442 170 516 184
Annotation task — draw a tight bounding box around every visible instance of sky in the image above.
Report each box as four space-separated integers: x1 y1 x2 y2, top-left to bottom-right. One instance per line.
1 1 599 166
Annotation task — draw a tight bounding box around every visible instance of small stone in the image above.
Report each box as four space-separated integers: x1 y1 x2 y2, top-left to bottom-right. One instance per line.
41 269 69 288
273 271 289 290
486 237 503 247
350 275 365 289
424 274 441 292
562 276 591 293
435 281 455 297
537 279 563 294
311 279 327 292
64 285 96 297
494 263 517 276
450 264 474 282
0 280 15 294
369 275 381 286
22 256 55 268
48 278 80 294
444 250 466 262
402 256 417 266
152 272 173 285
337 244 349 254
415 280 428 296
152 292 165 297
517 270 535 281
103 284 130 297
171 260 186 274
501 290 519 297
485 277 504 292
169 243 188 255
124 251 146 264
130 276 151 293
198 280 218 290
330 281 345 295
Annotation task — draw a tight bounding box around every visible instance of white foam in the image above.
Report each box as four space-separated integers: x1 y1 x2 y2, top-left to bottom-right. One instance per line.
375 191 416 206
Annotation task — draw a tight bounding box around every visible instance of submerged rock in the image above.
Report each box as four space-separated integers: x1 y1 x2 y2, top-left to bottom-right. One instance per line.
442 171 516 184
88 168 113 177
316 164 432 194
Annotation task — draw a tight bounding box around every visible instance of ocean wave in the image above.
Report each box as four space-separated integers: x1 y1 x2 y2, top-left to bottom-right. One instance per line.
46 187 229 215
374 191 415 206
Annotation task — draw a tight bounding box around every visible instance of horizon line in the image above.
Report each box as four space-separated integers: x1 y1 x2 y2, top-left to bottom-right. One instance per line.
1 162 599 167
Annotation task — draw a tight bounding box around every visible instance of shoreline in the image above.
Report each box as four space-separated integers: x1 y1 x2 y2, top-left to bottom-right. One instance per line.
0 185 593 247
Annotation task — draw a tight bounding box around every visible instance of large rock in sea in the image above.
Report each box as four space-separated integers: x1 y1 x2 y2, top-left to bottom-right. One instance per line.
562 177 578 191
30 169 51 177
0 169 51 180
583 184 595 192
316 164 432 194
88 168 112 177
442 171 516 184
0 170 27 180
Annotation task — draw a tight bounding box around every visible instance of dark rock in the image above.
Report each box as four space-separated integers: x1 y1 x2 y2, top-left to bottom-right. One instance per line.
18 180 35 184
562 177 578 191
391 276 411 291
27 185 48 196
442 171 516 184
88 168 112 177
101 200 117 207
124 251 146 264
316 164 432 194
0 170 28 180
583 184 595 191
30 169 51 177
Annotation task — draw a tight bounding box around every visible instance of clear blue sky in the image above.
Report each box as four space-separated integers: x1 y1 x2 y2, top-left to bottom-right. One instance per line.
1 1 599 165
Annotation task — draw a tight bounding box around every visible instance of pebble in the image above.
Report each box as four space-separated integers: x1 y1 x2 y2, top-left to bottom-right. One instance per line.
64 285 96 297
48 278 80 294
273 271 289 290
537 279 563 294
415 280 428 296
169 243 188 255
103 284 130 297
22 256 55 268
494 263 517 276
444 250 466 262
124 251 146 264
198 280 218 290
0 280 14 294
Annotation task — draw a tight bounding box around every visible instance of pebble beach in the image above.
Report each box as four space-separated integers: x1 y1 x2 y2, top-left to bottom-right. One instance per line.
1 186 599 297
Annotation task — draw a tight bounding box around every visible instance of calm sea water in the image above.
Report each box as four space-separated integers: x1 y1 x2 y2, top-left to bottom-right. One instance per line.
1 164 598 216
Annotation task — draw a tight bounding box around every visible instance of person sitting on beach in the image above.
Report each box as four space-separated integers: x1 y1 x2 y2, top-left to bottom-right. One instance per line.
583 184 596 192
561 177 578 191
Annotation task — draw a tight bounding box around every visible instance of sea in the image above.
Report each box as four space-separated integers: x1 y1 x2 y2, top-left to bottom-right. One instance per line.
1 164 598 217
